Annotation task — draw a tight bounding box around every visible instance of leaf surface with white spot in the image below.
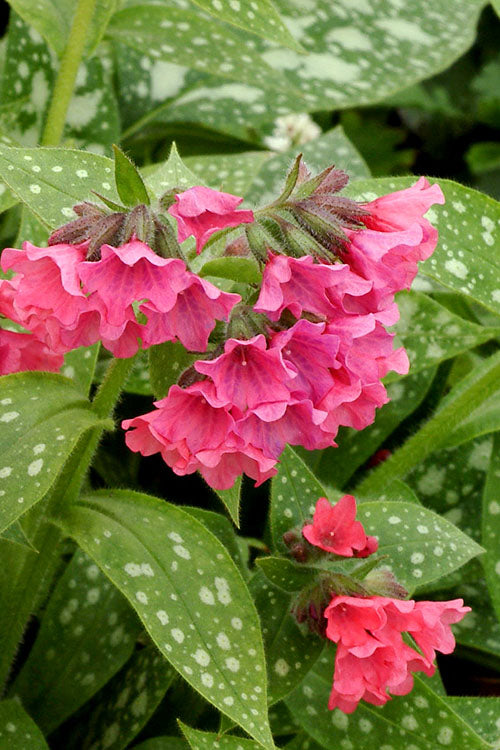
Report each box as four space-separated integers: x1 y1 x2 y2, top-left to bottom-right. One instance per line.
481 433 500 623
185 151 270 197
0 372 108 533
181 722 262 749
286 646 491 750
144 143 203 199
11 549 141 733
356 501 483 594
61 489 274 749
0 700 48 749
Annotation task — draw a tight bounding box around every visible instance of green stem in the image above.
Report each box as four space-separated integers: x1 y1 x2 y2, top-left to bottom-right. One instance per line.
355 356 500 498
0 356 134 692
41 0 98 147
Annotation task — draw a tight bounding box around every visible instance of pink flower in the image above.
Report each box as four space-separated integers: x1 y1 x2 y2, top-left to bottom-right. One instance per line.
341 178 445 308
122 380 277 490
254 254 371 321
194 335 297 419
0 328 63 375
302 496 378 558
324 595 470 713
168 185 254 254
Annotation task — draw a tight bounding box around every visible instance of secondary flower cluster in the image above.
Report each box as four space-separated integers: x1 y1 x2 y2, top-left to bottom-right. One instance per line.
123 175 444 489
295 496 470 714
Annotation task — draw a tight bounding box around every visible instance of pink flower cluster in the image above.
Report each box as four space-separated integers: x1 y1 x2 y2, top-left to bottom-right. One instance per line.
325 595 470 713
124 178 444 489
299 496 469 713
0 238 240 361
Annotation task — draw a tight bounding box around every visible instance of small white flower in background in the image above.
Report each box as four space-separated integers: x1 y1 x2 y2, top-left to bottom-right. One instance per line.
263 113 322 152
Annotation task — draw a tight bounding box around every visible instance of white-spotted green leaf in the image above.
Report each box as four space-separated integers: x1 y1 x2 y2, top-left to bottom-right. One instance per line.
270 446 338 554
64 645 175 750
185 152 270 198
0 145 118 228
107 5 298 94
250 570 323 706
149 342 196 400
211 476 242 527
199 257 261 284
482 433 500 623
0 700 48 749
144 143 202 200
255 557 317 593
446 698 500 746
441 580 500 665
133 740 188 750
11 549 140 733
62 344 101 397
181 723 262 749
246 127 369 206
61 489 274 749
1 14 119 152
344 177 500 318
356 501 483 594
388 291 500 382
0 372 109 533
316 367 436 489
187 0 303 52
182 506 245 572
282 733 323 750
6 0 117 58
286 647 491 750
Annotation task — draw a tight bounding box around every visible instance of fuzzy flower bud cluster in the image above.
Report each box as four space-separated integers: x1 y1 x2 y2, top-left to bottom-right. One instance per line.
292 496 470 713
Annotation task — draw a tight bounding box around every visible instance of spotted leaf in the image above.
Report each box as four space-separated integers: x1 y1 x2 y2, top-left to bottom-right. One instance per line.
285 646 491 750
0 372 109 534
0 700 48 749
185 151 270 197
181 722 263 749
356 501 483 595
11 549 141 733
482 433 500 622
0 145 118 228
61 489 274 749
449 580 500 664
446 698 500 746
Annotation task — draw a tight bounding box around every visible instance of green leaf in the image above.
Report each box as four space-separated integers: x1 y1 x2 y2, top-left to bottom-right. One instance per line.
0 145 118 228
0 372 108 533
6 0 116 57
282 733 323 750
270 445 338 554
246 127 370 206
0 521 35 550
344 177 500 318
482 433 500 623
132 740 187 750
188 0 302 52
256 557 317 593
388 291 500 382
11 549 141 733
182 506 245 573
446 698 500 745
107 5 297 93
250 570 323 706
211 476 242 527
443 391 500 450
356 501 484 594
199 257 262 284
316 367 436 489
64 645 175 750
1 14 119 152
148 341 196 400
0 700 48 749
62 489 274 749
62 344 100 397
144 143 203 200
181 723 262 749
185 152 270 197
113 144 150 207
286 649 491 750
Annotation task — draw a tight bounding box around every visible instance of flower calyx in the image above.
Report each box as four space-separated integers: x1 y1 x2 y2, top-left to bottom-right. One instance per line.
292 572 369 637
48 202 185 262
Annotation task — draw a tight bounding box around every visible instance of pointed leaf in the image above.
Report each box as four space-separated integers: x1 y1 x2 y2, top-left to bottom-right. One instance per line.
211 476 242 527
0 372 109 533
113 144 150 207
61 489 274 749
199 257 261 284
256 557 317 593
181 723 262 749
144 144 203 200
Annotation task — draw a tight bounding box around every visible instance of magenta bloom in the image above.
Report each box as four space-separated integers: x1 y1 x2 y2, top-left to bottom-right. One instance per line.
168 185 254 254
194 335 296 418
324 595 470 713
302 496 378 558
254 254 371 321
0 328 63 375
